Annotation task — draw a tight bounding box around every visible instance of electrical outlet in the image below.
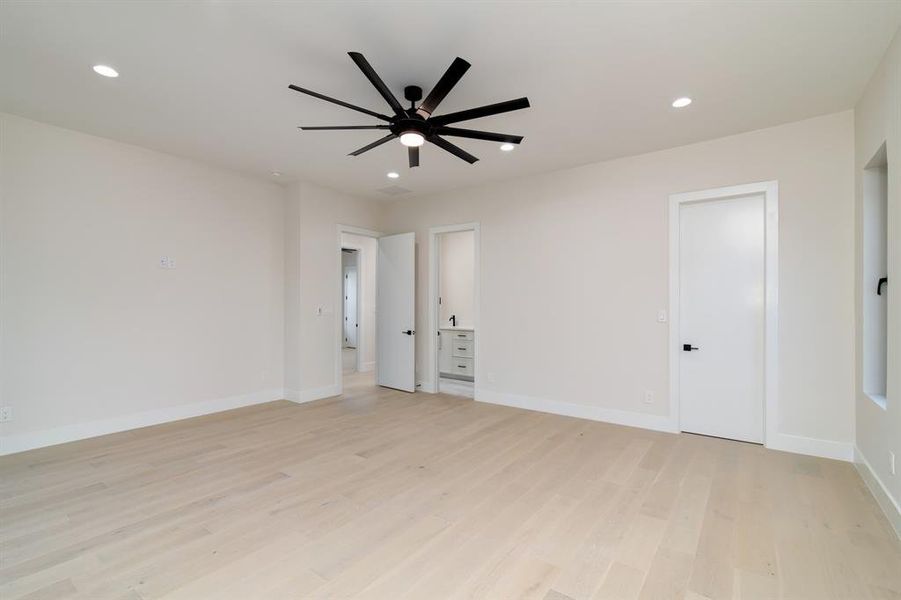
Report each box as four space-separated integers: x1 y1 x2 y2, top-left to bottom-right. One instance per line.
0 406 11 423
644 391 654 405
890 451 896 476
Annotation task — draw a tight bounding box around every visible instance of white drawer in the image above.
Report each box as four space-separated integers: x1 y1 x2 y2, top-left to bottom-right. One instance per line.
447 330 474 342
451 357 473 376
452 340 474 358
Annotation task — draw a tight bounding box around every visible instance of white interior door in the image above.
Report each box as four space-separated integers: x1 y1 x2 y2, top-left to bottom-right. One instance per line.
377 232 416 392
343 266 358 348
679 194 765 443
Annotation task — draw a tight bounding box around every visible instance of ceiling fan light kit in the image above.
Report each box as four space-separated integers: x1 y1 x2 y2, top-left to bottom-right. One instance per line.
290 52 530 168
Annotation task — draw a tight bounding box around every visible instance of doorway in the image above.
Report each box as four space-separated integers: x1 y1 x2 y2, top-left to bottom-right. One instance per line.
336 227 380 394
429 223 480 398
341 248 359 375
669 182 778 444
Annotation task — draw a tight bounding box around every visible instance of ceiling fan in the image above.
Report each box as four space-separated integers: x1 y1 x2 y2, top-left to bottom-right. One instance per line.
289 52 530 168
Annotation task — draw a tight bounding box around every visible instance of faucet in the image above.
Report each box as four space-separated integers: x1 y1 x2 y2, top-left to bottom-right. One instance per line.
449 314 456 327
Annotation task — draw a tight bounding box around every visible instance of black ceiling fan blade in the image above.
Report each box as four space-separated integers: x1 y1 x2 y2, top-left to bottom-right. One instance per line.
409 146 420 168
348 133 397 157
348 52 406 116
288 85 392 121
435 127 523 144
428 136 478 164
299 125 391 130
429 97 531 126
416 57 471 118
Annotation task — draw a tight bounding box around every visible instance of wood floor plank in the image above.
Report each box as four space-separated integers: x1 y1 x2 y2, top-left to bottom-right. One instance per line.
1 371 899 599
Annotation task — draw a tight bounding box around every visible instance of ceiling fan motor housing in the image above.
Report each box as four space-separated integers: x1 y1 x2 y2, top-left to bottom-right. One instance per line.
404 85 423 103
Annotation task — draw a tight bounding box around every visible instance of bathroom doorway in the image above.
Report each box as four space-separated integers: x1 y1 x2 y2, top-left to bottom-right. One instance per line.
429 224 479 398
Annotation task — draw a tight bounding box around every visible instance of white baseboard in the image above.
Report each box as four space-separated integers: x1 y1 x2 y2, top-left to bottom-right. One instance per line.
0 388 285 456
418 380 437 393
475 389 856 464
475 389 678 433
292 384 340 404
855 446 901 539
765 433 854 462
360 361 375 373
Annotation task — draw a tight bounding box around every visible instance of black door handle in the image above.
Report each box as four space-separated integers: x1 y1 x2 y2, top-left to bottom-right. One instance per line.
877 277 887 295
402 330 415 335
683 344 699 352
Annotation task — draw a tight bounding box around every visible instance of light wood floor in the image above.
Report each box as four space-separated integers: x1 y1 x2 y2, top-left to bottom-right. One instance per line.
2 372 899 600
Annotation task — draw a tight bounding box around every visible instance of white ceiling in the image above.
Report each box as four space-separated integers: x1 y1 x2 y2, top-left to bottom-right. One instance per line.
2 1 899 200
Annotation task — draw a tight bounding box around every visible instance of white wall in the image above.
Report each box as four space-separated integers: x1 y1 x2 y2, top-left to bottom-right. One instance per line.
283 181 382 402
342 233 377 371
854 29 901 535
0 96 865 467
385 111 856 457
439 230 475 329
0 113 286 454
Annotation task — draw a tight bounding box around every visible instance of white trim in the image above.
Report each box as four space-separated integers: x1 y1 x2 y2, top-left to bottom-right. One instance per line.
0 388 285 456
335 224 382 396
477 390 852 461
293 384 340 404
767 433 854 462
855 446 901 539
477 389 678 433
427 223 481 394
668 181 779 445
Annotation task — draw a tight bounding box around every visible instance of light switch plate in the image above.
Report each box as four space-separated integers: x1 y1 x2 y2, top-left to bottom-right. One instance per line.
0 406 11 423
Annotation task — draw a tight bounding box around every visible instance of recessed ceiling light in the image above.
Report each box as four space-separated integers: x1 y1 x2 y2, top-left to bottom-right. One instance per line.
672 97 692 108
399 132 425 147
271 171 281 177
386 172 400 179
499 143 515 152
92 65 119 78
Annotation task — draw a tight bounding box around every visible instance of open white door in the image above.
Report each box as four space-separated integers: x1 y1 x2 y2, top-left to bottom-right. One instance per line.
377 232 416 392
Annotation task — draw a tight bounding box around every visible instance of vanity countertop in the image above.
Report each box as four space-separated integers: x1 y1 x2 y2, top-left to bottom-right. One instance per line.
440 326 475 332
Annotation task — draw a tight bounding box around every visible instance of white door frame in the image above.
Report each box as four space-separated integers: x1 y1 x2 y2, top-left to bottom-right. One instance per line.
668 181 779 444
427 222 480 394
336 224 381 395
